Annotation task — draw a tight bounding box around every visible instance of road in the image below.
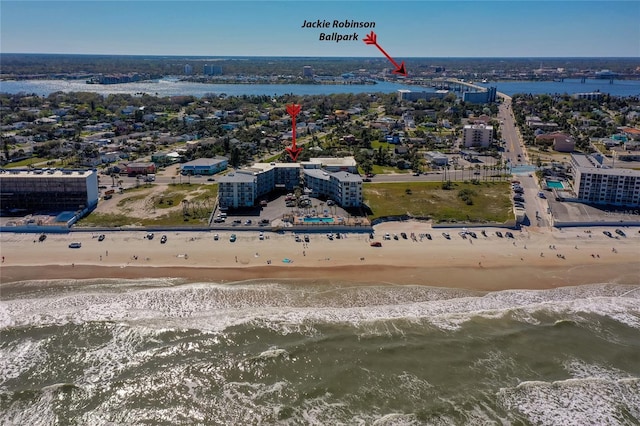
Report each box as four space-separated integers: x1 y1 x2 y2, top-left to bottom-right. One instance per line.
498 94 550 228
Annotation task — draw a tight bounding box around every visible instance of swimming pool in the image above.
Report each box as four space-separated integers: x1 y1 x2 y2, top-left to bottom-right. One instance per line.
546 180 565 189
303 217 335 223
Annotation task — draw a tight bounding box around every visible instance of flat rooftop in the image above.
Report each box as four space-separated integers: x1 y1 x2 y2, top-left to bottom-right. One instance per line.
0 169 96 178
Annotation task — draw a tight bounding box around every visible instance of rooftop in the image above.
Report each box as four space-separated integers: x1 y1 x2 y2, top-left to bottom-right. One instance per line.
0 168 96 178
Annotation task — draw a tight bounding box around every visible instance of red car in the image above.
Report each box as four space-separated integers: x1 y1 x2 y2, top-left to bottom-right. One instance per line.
370 241 382 247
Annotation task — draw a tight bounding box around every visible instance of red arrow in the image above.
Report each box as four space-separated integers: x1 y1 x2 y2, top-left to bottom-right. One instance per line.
285 104 303 162
363 31 407 76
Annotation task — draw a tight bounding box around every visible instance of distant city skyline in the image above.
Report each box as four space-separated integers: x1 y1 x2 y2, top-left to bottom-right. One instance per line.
1 1 639 58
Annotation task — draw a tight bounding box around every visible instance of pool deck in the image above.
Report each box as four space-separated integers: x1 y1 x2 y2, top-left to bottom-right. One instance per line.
291 215 370 227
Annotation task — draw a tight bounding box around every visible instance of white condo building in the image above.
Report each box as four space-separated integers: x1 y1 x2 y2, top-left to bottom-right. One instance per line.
218 157 363 209
462 124 493 148
571 154 640 207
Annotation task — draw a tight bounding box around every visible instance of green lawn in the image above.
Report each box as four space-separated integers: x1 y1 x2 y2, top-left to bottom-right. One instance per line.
4 157 49 168
364 181 513 223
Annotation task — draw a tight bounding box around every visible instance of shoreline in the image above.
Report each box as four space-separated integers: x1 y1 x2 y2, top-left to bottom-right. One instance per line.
1 262 639 293
2 222 639 291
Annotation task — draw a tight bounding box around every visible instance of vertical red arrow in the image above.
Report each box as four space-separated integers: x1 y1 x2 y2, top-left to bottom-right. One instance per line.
285 104 303 161
363 31 407 76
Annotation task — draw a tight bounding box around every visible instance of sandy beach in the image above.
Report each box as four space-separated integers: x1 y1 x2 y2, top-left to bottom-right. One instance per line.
1 222 639 290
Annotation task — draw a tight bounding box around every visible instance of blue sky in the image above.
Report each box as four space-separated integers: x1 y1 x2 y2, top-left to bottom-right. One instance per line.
1 1 639 57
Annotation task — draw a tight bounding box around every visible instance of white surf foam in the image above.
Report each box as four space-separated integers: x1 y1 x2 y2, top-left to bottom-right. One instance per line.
498 376 640 426
2 281 639 335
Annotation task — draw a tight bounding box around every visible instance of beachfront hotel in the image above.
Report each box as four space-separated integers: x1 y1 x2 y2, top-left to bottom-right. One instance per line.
217 157 363 209
0 168 99 212
570 154 640 207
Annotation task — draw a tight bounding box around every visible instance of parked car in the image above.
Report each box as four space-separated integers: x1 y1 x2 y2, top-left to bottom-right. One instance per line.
160 235 167 244
442 233 451 239
496 231 503 238
214 234 219 241
229 234 236 242
426 233 432 240
383 233 391 240
68 242 82 248
603 231 613 238
615 229 626 237
304 234 310 242
505 231 514 238
98 234 105 241
259 232 264 240
400 232 408 239
370 241 382 247
146 233 154 240
39 234 47 242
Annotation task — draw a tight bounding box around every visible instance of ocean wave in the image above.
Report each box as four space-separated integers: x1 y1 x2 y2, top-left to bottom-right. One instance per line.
498 376 640 426
2 281 640 335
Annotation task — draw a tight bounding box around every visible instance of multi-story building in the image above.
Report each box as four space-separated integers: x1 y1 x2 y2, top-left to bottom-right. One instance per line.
203 64 223 76
463 87 497 104
462 124 494 148
329 172 363 208
184 64 193 75
0 169 99 212
303 66 314 78
217 172 257 209
218 158 363 209
397 89 448 102
572 92 604 101
571 154 640 207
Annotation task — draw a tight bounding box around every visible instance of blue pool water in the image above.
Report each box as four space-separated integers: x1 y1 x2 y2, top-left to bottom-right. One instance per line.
546 180 565 189
303 217 335 223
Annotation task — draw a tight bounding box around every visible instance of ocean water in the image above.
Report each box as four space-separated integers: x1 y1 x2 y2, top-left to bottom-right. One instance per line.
1 279 639 425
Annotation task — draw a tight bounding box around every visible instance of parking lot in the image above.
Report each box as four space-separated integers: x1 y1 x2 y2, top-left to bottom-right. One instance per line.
211 194 352 230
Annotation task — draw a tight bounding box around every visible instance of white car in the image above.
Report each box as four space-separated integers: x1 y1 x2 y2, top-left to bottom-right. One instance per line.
259 232 264 240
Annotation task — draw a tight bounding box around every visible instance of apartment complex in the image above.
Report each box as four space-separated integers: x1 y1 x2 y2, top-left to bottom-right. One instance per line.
462 124 494 148
303 170 363 208
0 169 99 212
217 157 363 209
571 154 640 207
